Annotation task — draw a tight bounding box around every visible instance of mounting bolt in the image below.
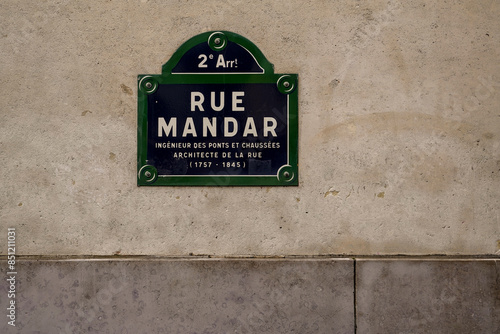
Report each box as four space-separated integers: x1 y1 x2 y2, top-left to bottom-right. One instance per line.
145 82 153 89
145 171 152 178
283 81 290 88
284 171 290 178
214 37 221 45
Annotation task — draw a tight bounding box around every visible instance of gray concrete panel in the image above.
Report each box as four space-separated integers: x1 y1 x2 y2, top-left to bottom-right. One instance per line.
0 258 354 333
356 259 500 334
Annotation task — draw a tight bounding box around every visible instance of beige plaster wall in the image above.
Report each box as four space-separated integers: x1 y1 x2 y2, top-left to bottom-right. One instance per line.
1 0 499 255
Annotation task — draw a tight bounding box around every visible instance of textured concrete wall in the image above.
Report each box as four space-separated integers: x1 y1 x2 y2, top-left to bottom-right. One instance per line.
356 259 499 333
1 0 499 256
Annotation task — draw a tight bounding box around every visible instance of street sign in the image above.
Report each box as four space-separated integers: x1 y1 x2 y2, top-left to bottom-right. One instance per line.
137 31 298 186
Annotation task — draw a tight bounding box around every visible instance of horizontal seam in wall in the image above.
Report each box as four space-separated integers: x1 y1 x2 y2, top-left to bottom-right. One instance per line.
0 254 499 261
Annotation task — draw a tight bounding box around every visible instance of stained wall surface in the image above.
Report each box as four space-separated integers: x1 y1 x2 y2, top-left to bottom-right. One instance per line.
1 0 499 256
0 258 355 333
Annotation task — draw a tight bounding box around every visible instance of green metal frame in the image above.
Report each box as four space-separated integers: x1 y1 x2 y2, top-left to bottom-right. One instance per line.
137 31 298 186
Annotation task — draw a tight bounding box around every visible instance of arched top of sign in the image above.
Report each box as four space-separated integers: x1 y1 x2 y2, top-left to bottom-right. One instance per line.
162 31 273 75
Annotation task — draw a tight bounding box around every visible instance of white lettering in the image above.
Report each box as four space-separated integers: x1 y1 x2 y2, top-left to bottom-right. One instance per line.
198 54 208 68
191 92 204 111
224 117 238 137
210 91 224 111
263 117 277 137
158 117 177 137
158 117 278 138
216 54 226 68
242 117 257 137
182 117 197 137
232 91 244 111
203 117 217 137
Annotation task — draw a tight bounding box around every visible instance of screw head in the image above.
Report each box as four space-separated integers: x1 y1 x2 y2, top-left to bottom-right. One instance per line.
283 81 290 88
145 171 152 178
284 171 290 178
214 37 221 45
145 82 153 89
